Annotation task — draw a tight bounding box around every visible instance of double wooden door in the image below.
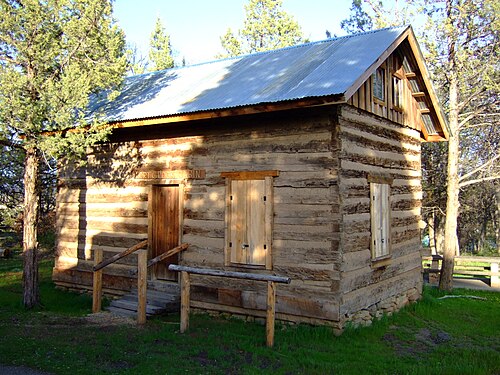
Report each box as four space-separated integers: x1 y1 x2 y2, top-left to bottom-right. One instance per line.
151 185 180 281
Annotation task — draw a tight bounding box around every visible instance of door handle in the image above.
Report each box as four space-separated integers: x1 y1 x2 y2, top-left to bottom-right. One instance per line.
241 244 249 249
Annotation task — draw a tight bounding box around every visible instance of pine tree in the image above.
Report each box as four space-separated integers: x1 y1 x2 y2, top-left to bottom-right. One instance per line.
127 43 148 75
0 0 127 308
219 0 304 58
149 17 174 71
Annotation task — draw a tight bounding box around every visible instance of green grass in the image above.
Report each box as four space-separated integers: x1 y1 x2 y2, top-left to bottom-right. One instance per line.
1 255 499 374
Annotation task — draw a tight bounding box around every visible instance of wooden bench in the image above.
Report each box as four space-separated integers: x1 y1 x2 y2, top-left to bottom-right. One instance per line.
423 255 500 288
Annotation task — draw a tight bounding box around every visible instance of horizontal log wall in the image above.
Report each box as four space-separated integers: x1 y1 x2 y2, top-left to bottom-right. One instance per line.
338 105 423 318
181 111 341 323
53 108 342 323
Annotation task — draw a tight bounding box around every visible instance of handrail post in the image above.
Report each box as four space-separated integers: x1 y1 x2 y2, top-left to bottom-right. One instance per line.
92 248 103 313
266 280 276 347
137 249 148 325
180 271 190 333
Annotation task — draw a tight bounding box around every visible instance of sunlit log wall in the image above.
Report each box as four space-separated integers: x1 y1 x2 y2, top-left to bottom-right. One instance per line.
337 105 423 324
53 102 423 328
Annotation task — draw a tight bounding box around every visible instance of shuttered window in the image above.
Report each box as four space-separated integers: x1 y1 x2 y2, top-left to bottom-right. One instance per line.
370 182 391 260
392 75 403 110
372 67 386 102
221 171 277 269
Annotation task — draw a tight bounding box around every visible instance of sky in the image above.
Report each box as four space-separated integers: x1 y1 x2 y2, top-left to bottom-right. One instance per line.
113 0 353 66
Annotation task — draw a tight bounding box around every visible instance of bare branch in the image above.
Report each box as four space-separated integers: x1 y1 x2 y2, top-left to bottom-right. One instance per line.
459 153 500 182
462 122 500 129
422 205 447 216
459 112 500 118
459 175 500 188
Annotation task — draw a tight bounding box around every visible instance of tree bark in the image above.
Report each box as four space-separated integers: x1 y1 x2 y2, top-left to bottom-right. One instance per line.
428 212 437 255
496 184 500 255
23 146 41 308
440 1 459 291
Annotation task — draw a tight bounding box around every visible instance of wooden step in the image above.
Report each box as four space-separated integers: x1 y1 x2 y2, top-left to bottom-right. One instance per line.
106 282 180 318
122 289 180 304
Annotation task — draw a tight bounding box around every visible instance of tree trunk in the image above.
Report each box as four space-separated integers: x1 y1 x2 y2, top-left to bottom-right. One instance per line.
23 146 40 308
435 214 445 254
428 212 437 255
496 184 500 254
439 33 460 290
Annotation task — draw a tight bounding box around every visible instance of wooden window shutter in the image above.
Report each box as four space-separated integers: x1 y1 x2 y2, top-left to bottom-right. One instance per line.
370 182 391 259
247 179 266 266
229 179 267 266
226 178 272 268
229 180 247 264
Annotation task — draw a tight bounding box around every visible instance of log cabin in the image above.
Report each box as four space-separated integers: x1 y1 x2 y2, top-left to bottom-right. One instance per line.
53 25 448 330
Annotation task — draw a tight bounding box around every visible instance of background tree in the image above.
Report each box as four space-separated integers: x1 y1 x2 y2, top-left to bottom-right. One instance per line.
424 0 499 290
342 0 500 290
0 137 25 228
341 0 419 31
0 0 127 308
148 17 174 72
218 0 304 58
127 43 148 75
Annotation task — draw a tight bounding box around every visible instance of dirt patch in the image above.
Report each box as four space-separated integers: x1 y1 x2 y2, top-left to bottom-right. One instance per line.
383 326 452 358
12 312 135 328
83 311 135 326
195 350 218 368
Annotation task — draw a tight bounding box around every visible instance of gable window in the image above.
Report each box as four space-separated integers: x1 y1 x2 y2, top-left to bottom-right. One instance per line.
368 176 392 263
221 171 277 269
372 67 386 102
392 75 403 110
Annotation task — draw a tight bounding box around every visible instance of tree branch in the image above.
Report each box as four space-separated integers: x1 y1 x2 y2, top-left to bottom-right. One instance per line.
459 175 500 189
0 138 24 150
459 153 500 183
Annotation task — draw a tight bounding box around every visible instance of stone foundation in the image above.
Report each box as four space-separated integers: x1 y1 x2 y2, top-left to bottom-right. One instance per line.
345 287 421 328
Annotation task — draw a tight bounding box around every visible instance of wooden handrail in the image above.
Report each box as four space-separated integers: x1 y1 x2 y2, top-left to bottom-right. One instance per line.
92 239 191 326
168 264 291 347
148 243 189 268
168 264 291 283
93 239 148 271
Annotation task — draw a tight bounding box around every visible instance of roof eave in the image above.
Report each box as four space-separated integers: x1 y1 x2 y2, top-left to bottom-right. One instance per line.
343 26 449 142
404 27 449 141
108 95 346 130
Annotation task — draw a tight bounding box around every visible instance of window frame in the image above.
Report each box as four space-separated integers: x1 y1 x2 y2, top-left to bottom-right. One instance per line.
372 66 386 104
392 73 404 112
221 170 277 270
368 175 393 267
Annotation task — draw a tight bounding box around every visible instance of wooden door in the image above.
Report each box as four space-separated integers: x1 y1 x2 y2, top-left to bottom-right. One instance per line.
151 185 180 280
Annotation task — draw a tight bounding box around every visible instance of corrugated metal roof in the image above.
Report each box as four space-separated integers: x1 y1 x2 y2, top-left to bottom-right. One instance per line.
88 26 409 123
